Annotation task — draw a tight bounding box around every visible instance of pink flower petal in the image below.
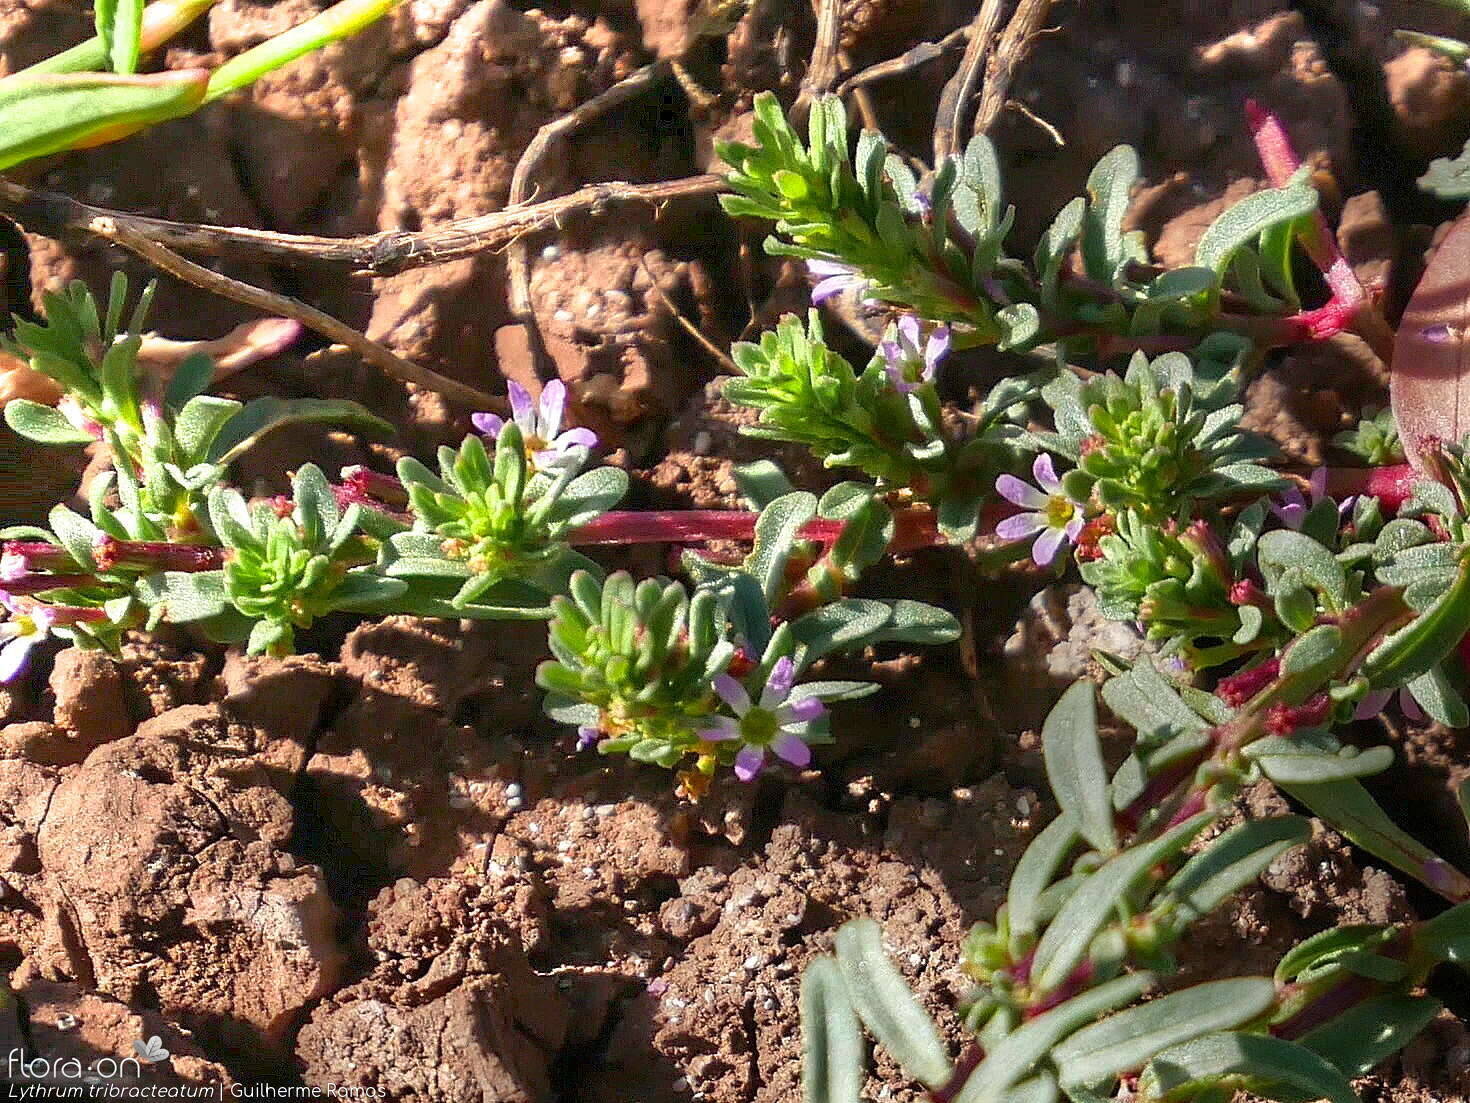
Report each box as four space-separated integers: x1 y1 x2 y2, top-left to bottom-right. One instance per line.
734 745 766 782
772 731 811 769
713 674 751 715
0 636 32 683
1064 514 1086 541
811 275 849 303
539 380 567 438
1032 525 1069 567
996 512 1046 541
925 326 950 375
1400 688 1426 723
1308 467 1328 501
1033 453 1062 495
699 717 743 742
996 474 1048 510
472 412 505 438
508 382 534 429
896 314 921 351
761 656 796 708
1354 688 1392 720
785 697 825 723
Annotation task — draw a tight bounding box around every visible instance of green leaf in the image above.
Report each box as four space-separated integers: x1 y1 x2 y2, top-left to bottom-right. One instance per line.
1157 816 1310 928
1140 1032 1357 1103
1283 777 1470 900
1194 182 1319 276
1036 197 1086 304
1257 530 1347 609
292 463 339 547
1298 995 1441 1079
750 492 817 605
165 351 215 409
1054 977 1276 1088
1252 742 1394 784
4 399 96 445
1042 682 1116 854
48 504 101 571
174 394 244 461
955 974 1155 1103
1361 559 1470 690
1081 145 1139 281
865 599 960 647
735 460 797 510
801 958 865 1103
833 919 950 1089
791 598 892 665
555 466 628 528
1007 813 1079 947
1415 898 1470 965
0 70 209 173
1030 813 1211 993
209 396 392 463
137 569 230 623
1420 135 1470 199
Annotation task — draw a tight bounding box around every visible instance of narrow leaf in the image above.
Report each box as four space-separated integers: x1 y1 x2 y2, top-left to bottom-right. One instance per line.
801 958 865 1103
1042 682 1116 854
833 919 950 1088
1140 1031 1357 1103
1054 977 1277 1087
1298 994 1441 1079
4 400 96 445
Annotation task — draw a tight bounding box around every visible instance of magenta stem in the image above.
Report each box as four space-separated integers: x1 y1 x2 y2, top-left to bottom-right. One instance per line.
93 538 225 573
0 574 98 595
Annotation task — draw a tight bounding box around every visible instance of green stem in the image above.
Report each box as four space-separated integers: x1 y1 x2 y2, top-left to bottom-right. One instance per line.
203 0 402 102
16 0 218 77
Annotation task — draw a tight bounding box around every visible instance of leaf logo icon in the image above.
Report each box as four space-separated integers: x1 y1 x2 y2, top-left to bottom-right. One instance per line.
133 1036 170 1063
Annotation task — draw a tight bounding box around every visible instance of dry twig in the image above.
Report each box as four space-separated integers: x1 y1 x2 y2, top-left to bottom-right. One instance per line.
792 0 844 124
933 0 1008 161
836 25 970 95
934 0 1056 160
505 60 675 382
87 217 502 410
0 176 726 276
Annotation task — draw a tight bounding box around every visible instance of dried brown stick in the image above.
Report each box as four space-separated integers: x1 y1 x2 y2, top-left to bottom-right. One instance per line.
836 25 970 95
792 0 844 124
506 60 675 382
0 175 726 277
933 0 1008 161
973 0 1055 136
87 217 501 410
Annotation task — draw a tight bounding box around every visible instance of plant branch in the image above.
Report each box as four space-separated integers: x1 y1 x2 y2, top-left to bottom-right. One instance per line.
0 175 727 277
85 216 501 409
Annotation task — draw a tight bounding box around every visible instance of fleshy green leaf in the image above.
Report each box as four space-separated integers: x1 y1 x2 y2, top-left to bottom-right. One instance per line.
1042 682 1116 854
833 919 950 1089
209 396 392 463
1053 977 1276 1088
955 974 1155 1103
1139 1031 1357 1103
1156 816 1310 928
1298 994 1441 1079
4 399 96 446
1194 181 1319 276
801 957 865 1103
1030 814 1211 993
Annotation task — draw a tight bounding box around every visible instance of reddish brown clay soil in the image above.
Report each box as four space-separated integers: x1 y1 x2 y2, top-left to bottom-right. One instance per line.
0 0 1469 1099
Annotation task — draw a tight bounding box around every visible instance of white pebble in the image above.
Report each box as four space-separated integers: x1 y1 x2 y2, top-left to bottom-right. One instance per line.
56 1014 77 1031
693 430 713 455
505 782 523 799
541 244 561 261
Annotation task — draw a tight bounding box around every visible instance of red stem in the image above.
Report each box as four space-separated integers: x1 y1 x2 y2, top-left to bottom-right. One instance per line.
1244 100 1394 363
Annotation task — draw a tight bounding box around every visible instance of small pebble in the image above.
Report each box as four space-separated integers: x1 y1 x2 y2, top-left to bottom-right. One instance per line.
541 244 561 261
56 1014 78 1031
505 782 523 799
553 309 574 324
506 795 524 811
693 430 713 455
594 803 616 818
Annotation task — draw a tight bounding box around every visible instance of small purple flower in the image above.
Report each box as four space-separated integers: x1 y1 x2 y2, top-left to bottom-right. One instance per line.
880 315 950 393
0 553 28 583
576 724 601 751
1270 468 1356 531
995 454 1087 567
472 380 598 472
699 657 825 782
1355 686 1426 723
806 259 870 305
0 598 59 683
